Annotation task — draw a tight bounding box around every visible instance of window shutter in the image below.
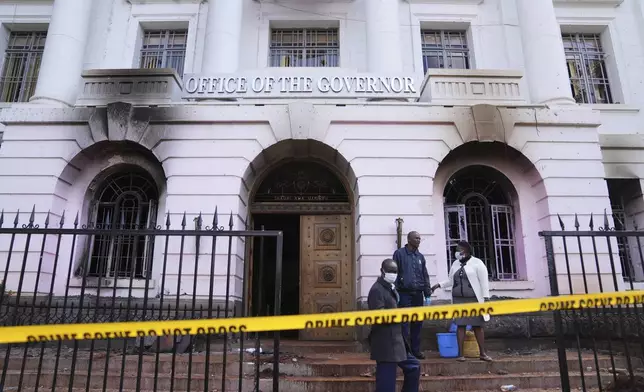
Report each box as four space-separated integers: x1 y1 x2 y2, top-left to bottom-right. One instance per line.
490 204 517 280
444 204 467 267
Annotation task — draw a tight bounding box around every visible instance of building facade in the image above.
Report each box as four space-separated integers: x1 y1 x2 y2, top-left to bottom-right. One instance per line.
0 0 643 338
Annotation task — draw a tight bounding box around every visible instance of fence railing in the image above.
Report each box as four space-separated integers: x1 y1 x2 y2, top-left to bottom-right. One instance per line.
0 207 284 392
540 212 644 392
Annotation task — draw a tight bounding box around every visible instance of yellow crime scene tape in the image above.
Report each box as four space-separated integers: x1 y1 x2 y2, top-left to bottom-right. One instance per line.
0 290 642 344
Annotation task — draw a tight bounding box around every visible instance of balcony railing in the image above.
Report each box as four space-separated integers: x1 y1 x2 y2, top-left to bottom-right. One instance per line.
419 69 526 105
76 68 183 107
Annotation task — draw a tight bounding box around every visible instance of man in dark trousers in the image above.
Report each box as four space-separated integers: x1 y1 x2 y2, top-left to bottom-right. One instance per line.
368 258 421 392
393 231 431 359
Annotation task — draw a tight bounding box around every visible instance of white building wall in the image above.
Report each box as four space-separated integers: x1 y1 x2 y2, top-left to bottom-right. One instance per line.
0 0 644 305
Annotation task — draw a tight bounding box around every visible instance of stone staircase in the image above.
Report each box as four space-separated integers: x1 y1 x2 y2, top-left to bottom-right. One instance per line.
1 340 640 391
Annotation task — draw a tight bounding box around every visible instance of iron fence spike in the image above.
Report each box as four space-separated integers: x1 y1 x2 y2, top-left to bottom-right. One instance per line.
603 208 610 230
74 211 80 227
60 210 66 227
589 213 594 230
181 212 187 228
197 212 203 229
29 205 36 224
165 211 171 228
214 206 219 226
0 209 4 228
13 209 20 227
634 219 639 231
44 210 51 227
557 214 565 230
229 211 234 228
574 214 579 230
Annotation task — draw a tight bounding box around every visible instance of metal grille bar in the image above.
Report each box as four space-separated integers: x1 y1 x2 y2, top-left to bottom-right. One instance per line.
563 33 613 104
421 30 469 73
269 28 339 67
140 30 188 76
0 32 46 103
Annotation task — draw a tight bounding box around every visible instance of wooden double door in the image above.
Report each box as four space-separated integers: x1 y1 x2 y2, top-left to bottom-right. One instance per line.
299 215 354 341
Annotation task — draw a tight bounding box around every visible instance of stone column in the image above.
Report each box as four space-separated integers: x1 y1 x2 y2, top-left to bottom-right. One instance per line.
30 0 94 106
202 0 243 74
516 0 575 105
365 0 403 73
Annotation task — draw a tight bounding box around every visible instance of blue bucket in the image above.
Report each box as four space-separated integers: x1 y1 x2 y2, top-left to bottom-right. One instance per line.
437 332 459 358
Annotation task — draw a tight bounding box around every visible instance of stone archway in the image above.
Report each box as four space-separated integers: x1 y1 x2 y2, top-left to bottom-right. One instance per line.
243 139 358 341
432 141 550 297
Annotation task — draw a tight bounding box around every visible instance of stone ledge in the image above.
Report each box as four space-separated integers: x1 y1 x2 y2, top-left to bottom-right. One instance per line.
419 69 527 106
76 68 183 107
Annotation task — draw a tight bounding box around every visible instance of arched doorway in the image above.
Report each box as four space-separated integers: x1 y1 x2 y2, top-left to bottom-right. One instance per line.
444 165 518 281
249 159 354 341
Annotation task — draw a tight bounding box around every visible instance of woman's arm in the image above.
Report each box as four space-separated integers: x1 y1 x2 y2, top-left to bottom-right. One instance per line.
436 261 457 290
476 259 490 299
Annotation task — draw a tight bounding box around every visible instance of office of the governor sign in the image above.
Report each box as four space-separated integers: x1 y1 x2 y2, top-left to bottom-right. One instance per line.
182 72 419 99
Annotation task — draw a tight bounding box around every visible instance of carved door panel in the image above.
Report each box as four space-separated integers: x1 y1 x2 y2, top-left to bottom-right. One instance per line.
299 215 353 341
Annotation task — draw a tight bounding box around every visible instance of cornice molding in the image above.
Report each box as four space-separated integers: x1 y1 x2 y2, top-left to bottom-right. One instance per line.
553 0 624 7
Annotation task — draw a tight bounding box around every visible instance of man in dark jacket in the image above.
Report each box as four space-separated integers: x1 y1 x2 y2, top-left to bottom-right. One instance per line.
392 231 431 359
368 259 421 392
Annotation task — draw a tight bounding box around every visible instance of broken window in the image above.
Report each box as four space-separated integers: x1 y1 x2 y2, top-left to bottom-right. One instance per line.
444 165 518 280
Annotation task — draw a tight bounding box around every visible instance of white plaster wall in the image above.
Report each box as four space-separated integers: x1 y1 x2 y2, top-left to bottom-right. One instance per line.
0 0 643 302
0 103 617 302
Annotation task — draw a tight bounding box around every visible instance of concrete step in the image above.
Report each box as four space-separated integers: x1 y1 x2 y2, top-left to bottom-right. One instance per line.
1 353 244 376
1 370 251 391
282 353 633 377
263 339 363 354
3 349 639 392
277 372 605 392
1 370 604 392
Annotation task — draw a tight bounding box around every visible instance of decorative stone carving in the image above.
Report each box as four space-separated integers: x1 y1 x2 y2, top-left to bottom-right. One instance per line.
319 265 337 284
319 228 336 244
87 102 157 151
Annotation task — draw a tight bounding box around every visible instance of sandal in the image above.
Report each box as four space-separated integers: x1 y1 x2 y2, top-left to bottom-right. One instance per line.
479 354 493 362
457 356 466 362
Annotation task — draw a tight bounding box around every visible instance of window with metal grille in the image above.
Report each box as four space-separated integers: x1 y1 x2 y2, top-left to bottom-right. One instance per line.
421 30 470 73
606 179 643 282
139 29 187 76
444 166 518 281
562 33 613 104
0 31 46 103
85 168 159 279
269 28 339 67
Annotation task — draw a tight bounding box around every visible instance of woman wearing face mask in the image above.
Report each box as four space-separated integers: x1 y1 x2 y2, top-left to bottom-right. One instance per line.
431 241 492 362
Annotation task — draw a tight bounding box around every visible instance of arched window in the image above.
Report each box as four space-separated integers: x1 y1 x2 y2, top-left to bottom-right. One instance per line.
86 168 159 279
444 165 518 281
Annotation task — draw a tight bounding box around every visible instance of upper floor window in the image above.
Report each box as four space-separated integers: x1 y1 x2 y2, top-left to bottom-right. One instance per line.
421 30 470 73
562 33 613 104
139 29 187 76
269 28 339 67
0 31 46 103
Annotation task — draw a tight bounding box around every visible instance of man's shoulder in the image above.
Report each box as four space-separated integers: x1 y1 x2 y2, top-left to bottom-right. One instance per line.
369 280 382 292
393 247 406 257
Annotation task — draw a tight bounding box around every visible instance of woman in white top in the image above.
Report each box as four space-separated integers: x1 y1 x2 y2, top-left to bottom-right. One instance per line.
431 241 492 362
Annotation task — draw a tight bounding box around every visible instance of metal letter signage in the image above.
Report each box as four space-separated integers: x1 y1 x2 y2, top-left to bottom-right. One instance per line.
181 70 419 100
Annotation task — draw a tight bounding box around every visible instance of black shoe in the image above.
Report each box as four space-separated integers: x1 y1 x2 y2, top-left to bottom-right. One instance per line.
413 352 425 359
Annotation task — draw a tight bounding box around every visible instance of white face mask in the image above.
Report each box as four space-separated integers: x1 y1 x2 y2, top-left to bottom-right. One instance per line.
454 251 462 260
383 272 397 284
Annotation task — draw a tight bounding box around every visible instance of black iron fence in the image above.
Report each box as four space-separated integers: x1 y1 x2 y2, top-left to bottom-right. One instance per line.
0 207 284 392
540 212 644 392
